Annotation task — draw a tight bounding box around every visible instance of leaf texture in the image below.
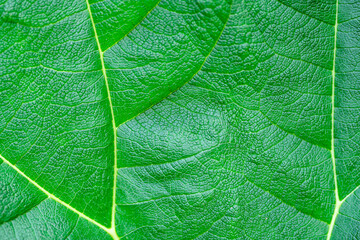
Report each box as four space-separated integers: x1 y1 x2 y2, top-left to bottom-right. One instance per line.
0 0 360 239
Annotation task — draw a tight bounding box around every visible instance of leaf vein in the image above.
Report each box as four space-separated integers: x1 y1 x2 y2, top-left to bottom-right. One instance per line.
0 154 112 235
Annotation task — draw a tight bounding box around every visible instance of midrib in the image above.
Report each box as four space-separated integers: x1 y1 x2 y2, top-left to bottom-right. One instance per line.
85 0 119 239
326 1 360 235
327 0 339 239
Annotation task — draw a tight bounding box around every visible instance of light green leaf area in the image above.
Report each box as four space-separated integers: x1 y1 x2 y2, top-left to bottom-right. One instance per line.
0 0 359 239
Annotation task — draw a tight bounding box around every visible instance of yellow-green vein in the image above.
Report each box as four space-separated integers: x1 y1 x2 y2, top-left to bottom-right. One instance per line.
0 154 117 238
85 0 119 239
327 1 339 239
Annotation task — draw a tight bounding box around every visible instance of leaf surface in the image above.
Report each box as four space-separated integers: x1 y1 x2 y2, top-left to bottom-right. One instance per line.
0 0 359 239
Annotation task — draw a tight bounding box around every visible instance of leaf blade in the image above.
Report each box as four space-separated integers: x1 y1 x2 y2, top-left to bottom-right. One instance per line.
1 0 360 239
0 0 114 227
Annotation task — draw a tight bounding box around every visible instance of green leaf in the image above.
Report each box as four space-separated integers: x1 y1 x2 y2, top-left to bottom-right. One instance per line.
0 0 359 239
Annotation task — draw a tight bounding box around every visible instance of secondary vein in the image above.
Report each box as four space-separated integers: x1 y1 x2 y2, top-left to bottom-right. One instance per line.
0 154 112 236
117 0 234 128
85 0 119 239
